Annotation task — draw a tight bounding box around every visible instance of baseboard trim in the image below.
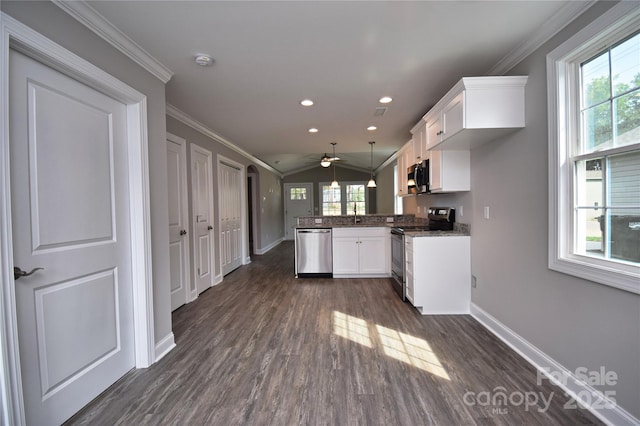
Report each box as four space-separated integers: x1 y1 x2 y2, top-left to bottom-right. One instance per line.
214 273 223 285
470 303 639 426
153 332 175 363
255 238 283 255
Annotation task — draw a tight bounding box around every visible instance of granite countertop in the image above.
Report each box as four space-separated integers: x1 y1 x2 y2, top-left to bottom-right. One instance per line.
295 222 470 236
403 229 470 237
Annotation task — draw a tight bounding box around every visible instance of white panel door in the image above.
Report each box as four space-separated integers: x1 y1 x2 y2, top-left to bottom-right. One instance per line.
9 50 135 425
219 162 243 275
191 145 215 295
284 183 313 241
167 134 190 310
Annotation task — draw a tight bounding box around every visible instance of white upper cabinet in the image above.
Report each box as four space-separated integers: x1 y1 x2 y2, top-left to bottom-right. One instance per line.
424 76 528 150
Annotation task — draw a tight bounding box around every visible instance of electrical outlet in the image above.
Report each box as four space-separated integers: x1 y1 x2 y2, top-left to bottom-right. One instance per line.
386 217 394 222
472 275 477 288
314 218 322 224
458 205 464 217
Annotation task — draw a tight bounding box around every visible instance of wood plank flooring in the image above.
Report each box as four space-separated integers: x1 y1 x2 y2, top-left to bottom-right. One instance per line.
66 241 601 425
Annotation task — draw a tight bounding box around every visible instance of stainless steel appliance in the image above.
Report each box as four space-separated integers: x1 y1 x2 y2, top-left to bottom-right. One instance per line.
390 207 455 300
295 228 332 278
407 159 429 194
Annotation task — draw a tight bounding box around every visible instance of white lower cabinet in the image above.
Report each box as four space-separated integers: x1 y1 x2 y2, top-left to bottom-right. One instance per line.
405 235 471 314
332 227 390 277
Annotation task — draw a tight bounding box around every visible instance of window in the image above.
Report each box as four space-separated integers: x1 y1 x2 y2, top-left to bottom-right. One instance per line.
548 2 640 294
320 182 368 215
345 184 366 215
394 164 403 214
322 184 341 216
289 187 307 200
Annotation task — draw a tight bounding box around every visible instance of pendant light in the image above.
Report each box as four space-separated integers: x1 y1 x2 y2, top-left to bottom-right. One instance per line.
330 142 339 188
367 141 377 188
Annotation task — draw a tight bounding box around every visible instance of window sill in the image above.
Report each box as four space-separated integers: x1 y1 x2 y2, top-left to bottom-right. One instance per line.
549 255 640 295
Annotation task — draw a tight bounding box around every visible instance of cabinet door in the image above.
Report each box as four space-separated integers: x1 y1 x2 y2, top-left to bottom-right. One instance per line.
397 147 405 195
426 114 442 149
442 92 464 141
358 236 388 274
332 237 359 274
429 149 443 191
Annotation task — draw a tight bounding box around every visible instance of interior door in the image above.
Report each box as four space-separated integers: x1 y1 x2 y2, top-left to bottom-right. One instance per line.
9 50 135 425
219 162 243 275
284 183 313 240
167 134 190 310
191 145 214 295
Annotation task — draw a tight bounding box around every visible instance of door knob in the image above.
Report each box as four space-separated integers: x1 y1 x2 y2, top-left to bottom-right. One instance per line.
14 267 44 280
180 230 187 236
207 225 213 230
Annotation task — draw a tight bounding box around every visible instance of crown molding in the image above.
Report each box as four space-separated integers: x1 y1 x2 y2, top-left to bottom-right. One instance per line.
166 104 283 177
487 0 597 76
52 0 173 83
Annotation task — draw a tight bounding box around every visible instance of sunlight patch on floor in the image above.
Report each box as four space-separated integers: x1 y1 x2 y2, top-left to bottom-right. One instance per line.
332 311 450 380
375 325 450 380
332 311 373 348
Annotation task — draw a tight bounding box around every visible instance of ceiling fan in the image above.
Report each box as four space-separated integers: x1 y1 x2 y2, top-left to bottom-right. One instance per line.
320 142 340 167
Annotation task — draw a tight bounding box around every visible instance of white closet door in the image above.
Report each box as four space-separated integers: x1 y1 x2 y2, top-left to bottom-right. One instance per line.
167 134 190 310
219 162 243 275
191 145 215 294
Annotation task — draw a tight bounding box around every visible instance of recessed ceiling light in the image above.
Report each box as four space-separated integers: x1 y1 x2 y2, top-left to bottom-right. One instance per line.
308 128 318 133
367 126 377 131
379 96 393 104
194 54 214 67
300 99 314 107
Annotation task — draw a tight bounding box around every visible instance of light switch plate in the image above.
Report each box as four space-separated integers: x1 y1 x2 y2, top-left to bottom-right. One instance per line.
386 217 394 222
314 218 322 224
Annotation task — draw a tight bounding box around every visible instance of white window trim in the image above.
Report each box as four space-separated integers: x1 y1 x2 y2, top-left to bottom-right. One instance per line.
547 2 640 294
319 181 369 216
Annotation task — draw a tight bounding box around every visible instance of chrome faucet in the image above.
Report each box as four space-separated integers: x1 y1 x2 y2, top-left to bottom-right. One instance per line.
353 202 357 223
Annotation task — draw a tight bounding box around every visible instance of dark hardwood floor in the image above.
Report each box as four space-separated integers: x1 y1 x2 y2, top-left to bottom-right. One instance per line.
66 241 601 425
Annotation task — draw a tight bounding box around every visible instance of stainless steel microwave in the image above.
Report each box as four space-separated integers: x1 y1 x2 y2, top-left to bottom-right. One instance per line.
407 159 429 194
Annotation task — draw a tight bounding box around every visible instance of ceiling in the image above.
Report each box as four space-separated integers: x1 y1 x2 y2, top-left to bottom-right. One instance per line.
81 1 586 175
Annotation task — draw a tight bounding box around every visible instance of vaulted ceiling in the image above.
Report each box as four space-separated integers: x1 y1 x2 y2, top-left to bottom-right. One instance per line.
77 1 591 175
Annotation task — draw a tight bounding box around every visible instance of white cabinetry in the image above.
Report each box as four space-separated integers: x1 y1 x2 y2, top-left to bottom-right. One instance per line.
429 149 470 193
410 120 426 163
332 227 390 278
425 76 527 150
405 235 471 314
397 139 419 197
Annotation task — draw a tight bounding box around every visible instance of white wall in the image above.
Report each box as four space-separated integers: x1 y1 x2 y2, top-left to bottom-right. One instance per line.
405 2 639 419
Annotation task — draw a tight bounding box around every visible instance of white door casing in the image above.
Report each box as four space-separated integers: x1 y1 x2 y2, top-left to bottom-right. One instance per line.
218 160 244 275
0 14 155 425
284 183 313 241
190 144 215 295
167 133 190 310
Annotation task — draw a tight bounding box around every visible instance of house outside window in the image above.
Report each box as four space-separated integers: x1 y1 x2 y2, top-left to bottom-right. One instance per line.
547 2 640 294
320 182 368 216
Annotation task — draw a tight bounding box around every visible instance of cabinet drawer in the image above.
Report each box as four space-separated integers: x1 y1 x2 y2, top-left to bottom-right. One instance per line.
332 226 388 238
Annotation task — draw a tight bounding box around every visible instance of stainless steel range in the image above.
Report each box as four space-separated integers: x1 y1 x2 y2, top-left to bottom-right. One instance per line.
390 207 455 300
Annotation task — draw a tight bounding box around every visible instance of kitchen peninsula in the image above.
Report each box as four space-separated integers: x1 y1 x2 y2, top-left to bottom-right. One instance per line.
294 213 471 314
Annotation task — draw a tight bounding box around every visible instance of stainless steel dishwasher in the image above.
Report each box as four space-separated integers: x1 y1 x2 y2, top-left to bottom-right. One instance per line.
295 228 332 278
